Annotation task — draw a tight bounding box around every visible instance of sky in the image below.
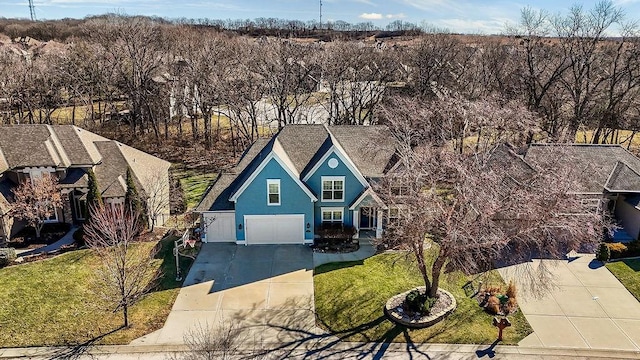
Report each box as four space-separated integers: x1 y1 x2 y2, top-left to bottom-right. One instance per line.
2 0 640 35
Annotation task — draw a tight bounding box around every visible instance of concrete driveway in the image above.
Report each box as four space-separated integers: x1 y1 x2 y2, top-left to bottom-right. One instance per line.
132 243 318 345
499 255 640 351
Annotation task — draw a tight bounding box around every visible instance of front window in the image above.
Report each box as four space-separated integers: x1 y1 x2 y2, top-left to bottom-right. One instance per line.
73 194 87 220
322 207 343 224
388 207 400 223
267 179 280 205
322 176 344 202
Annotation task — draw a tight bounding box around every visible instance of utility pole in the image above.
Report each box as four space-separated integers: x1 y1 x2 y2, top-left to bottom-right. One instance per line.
29 0 36 21
319 0 322 29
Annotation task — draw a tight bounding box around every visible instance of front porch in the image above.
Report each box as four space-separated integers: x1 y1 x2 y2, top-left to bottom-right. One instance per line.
349 188 388 239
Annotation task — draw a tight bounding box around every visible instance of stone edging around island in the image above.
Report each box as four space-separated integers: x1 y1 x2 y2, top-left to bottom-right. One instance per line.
384 287 457 329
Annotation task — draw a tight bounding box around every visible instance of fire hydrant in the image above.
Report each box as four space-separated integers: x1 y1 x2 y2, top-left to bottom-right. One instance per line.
492 317 511 341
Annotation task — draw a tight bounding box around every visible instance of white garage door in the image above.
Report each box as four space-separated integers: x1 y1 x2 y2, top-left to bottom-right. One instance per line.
203 211 236 242
245 214 305 245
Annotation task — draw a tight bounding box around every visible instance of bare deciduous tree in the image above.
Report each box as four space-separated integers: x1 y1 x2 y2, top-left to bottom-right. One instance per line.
376 112 610 299
84 204 160 328
143 170 170 231
10 174 62 240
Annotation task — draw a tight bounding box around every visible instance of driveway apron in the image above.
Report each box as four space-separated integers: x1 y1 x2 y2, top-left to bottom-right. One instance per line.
499 255 640 351
132 243 318 345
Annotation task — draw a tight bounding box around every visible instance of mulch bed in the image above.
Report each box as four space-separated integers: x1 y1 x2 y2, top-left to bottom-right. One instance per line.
385 287 457 328
7 223 71 249
311 238 360 254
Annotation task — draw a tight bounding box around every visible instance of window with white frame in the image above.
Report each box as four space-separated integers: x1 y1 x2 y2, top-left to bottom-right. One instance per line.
321 176 344 202
321 207 343 224
389 207 400 222
267 179 281 205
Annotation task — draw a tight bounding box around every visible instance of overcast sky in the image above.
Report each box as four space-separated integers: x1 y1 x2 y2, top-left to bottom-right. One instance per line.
2 0 639 35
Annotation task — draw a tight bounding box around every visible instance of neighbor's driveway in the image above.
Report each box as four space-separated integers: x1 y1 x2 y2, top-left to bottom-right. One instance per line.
132 243 319 345
499 255 640 351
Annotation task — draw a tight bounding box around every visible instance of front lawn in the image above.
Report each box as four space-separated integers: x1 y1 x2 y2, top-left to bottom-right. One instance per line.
0 235 194 347
606 259 640 302
314 253 532 345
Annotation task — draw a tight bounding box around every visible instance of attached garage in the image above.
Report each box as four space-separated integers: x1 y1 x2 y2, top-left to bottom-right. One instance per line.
244 214 305 245
202 211 236 242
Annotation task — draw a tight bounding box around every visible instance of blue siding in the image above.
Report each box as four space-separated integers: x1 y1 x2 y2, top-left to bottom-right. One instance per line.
235 157 315 240
306 150 367 227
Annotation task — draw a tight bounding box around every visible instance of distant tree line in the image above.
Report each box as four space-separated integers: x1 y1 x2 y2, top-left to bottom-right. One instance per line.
0 14 423 43
0 1 639 159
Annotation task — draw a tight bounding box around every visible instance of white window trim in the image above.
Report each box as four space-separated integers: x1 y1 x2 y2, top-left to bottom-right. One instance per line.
43 208 58 223
267 179 281 206
73 194 86 220
321 207 344 223
321 176 345 203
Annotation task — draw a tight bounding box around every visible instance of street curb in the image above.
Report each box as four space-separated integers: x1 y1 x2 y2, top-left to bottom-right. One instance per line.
2 342 640 359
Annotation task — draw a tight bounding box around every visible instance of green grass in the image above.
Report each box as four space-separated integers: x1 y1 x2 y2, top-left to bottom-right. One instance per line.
314 253 532 345
178 170 219 210
606 259 640 302
0 235 195 347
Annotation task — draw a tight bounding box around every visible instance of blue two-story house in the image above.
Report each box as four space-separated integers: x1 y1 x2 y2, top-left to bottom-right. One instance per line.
195 125 397 245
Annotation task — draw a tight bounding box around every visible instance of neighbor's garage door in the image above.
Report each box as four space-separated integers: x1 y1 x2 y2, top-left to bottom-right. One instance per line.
203 211 236 242
244 214 304 245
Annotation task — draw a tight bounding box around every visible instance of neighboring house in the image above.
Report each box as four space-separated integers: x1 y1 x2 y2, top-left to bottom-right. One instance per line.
524 143 640 242
195 125 396 245
0 125 171 242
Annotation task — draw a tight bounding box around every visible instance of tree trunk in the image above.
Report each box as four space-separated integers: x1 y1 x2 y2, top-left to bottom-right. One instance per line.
123 303 129 328
413 239 432 293
35 222 43 240
429 253 447 298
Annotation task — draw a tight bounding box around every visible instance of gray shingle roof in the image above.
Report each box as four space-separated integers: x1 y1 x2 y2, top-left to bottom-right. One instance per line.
236 138 270 175
51 126 94 166
605 162 640 192
195 173 236 212
525 144 640 193
94 141 135 198
196 124 397 212
0 125 167 204
58 168 88 188
0 125 60 168
329 125 395 178
277 125 330 173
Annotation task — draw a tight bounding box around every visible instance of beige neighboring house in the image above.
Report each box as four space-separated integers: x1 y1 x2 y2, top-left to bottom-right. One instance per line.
524 143 640 242
0 125 171 243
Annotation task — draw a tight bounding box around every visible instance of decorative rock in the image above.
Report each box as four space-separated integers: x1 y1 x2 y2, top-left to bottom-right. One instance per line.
384 287 457 329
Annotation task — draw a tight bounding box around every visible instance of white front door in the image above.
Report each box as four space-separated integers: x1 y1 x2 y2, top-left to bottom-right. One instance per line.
245 214 304 245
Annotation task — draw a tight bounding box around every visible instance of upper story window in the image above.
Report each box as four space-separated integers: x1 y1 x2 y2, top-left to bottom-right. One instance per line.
267 179 281 206
322 176 344 202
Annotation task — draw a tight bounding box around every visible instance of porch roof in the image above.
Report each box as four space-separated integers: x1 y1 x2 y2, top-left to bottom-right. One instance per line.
349 188 387 210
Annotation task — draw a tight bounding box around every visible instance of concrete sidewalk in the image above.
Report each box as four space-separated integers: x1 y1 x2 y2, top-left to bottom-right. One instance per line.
313 242 377 267
15 226 78 257
499 254 640 351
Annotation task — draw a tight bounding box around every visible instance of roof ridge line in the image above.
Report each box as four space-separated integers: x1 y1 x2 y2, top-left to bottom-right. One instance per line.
530 143 622 147
324 124 368 183
46 125 72 167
